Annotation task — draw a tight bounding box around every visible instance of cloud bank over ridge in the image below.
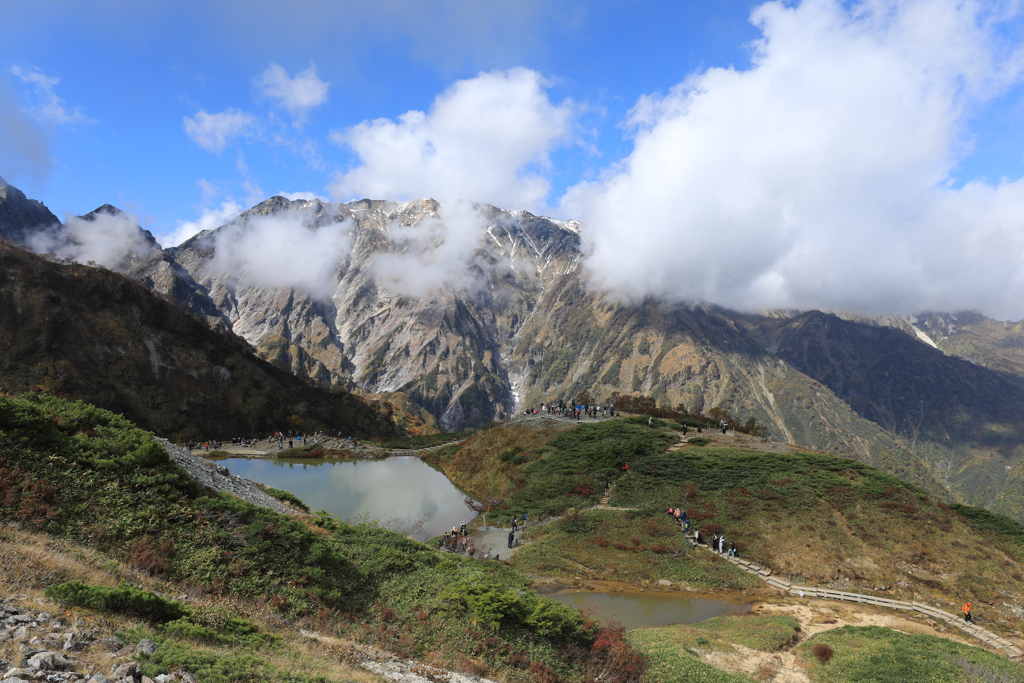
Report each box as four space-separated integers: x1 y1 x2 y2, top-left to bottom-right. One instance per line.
565 0 1024 319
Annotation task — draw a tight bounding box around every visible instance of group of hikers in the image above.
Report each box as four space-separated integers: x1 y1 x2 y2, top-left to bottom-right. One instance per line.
439 521 477 557
666 506 737 557
525 400 618 419
190 430 362 453
508 512 528 548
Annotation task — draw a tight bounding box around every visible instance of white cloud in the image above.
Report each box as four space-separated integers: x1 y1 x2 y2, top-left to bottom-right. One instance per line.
278 191 327 201
258 63 328 124
183 108 257 153
371 201 490 297
162 200 243 248
565 0 1024 319
208 207 353 298
27 209 154 269
9 65 92 126
0 73 50 179
329 67 576 211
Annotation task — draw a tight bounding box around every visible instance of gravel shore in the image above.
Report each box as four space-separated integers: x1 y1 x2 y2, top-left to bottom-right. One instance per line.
155 438 299 516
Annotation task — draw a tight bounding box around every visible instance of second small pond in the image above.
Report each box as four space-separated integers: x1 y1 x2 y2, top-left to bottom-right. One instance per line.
545 590 751 630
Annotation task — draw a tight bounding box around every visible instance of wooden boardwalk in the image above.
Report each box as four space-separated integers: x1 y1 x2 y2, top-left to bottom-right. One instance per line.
717 552 1023 658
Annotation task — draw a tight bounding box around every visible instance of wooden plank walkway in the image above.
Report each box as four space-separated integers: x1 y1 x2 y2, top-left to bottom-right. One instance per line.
716 552 1023 659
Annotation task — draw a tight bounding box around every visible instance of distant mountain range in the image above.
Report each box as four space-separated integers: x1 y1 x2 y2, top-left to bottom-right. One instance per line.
4 176 1024 517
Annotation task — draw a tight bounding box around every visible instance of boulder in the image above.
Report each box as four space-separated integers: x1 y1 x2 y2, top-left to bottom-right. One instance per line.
154 676 173 683
135 640 156 656
95 638 125 652
3 670 36 680
109 662 136 680
1 677 32 683
657 579 673 587
87 676 112 683
27 652 67 671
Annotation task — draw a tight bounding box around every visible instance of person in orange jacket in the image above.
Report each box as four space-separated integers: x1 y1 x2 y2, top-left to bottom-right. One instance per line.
962 602 973 623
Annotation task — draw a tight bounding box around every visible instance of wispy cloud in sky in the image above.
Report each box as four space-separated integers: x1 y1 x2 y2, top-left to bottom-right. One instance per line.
328 67 576 211
164 199 243 248
183 108 257 153
258 63 328 126
9 65 92 127
0 73 50 180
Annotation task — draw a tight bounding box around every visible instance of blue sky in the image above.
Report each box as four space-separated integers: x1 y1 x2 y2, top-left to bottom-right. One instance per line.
4 0 1024 317
0 1 763 239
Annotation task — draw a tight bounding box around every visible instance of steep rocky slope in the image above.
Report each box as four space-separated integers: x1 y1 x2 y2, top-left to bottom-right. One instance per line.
165 197 582 430
0 176 60 245
0 240 399 441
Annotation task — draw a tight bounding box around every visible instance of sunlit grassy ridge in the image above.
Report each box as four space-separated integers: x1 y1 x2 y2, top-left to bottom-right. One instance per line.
0 392 646 682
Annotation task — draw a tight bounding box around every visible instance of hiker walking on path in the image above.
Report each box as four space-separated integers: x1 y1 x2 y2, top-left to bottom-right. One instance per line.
508 530 515 549
963 602 973 623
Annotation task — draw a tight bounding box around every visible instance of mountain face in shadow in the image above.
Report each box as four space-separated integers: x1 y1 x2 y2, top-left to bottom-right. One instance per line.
0 240 400 441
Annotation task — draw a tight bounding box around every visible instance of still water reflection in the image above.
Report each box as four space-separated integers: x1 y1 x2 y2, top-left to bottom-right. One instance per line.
215 456 476 540
545 590 751 630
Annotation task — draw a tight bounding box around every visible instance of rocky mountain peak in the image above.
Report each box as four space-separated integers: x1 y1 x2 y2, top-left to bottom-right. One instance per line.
0 177 61 246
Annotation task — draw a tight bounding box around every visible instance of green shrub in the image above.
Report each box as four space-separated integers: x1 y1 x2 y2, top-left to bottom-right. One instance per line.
442 580 528 627
525 598 585 639
264 487 310 512
950 504 1024 546
46 581 188 623
686 437 710 446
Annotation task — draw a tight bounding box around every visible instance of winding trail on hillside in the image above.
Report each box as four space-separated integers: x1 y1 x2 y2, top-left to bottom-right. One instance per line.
713 549 1024 659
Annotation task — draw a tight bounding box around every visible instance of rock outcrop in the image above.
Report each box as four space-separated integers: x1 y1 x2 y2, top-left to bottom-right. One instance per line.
0 596 182 683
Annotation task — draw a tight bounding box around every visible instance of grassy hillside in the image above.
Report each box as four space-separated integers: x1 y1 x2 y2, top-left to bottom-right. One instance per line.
0 242 400 441
0 392 645 682
432 418 1024 630
611 441 1024 615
